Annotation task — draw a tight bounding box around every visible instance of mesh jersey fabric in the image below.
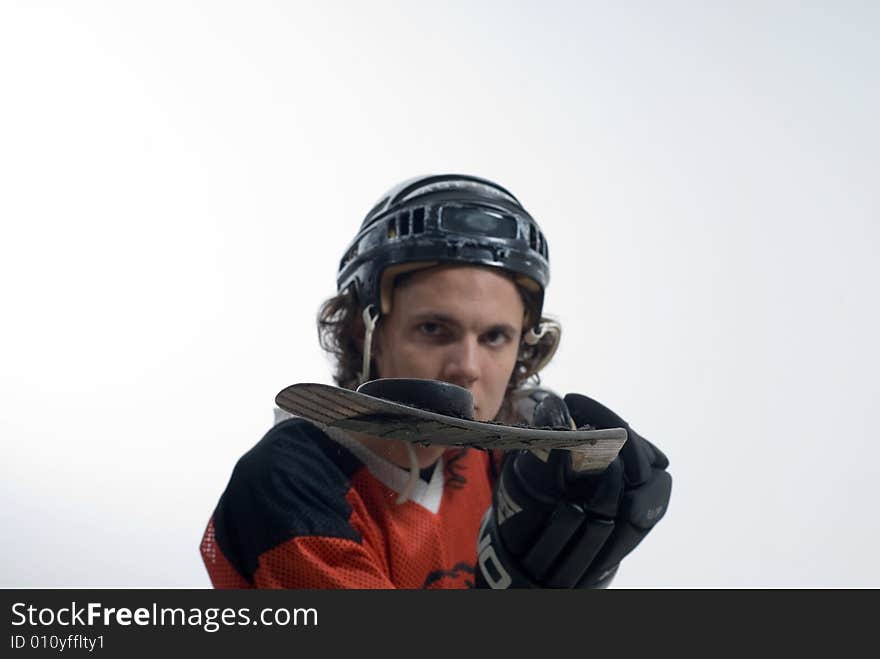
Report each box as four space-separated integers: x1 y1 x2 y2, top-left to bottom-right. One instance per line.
200 418 495 589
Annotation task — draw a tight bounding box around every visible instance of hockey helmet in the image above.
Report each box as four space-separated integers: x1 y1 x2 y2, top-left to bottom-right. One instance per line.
336 174 551 322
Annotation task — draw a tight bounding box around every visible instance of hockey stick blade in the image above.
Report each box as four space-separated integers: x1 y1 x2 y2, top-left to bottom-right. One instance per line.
275 383 627 472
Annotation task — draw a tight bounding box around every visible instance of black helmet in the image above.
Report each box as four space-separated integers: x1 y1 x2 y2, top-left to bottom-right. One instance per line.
337 174 551 322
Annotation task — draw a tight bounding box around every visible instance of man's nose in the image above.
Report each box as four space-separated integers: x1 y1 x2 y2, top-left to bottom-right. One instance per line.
441 336 481 388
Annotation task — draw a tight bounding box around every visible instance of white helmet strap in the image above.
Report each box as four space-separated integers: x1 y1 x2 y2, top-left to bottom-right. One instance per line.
522 319 562 377
359 305 380 386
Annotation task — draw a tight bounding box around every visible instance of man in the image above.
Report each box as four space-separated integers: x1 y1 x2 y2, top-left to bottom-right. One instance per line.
200 174 672 588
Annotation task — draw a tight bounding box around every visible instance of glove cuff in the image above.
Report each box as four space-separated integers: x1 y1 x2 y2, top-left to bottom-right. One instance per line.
563 393 629 430
475 504 617 589
475 508 540 589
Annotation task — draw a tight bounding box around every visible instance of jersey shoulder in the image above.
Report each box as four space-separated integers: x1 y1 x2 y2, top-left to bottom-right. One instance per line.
211 418 364 581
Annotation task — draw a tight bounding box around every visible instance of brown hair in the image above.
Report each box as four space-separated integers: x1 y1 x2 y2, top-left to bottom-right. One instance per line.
316 273 560 418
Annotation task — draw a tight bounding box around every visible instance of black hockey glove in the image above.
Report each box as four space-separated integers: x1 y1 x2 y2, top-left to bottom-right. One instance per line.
475 394 671 588
564 393 672 583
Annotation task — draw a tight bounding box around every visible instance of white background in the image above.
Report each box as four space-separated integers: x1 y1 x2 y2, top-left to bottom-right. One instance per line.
1 1 877 587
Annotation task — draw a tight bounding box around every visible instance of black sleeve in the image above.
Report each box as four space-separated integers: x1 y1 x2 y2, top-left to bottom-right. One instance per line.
211 419 363 584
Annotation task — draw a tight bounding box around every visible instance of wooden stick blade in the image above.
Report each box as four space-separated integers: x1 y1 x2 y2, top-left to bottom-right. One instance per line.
276 383 627 472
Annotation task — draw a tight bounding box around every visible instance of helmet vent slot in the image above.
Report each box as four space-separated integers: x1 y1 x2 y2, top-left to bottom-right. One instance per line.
529 224 538 250
412 207 425 234
398 211 410 236
387 218 397 239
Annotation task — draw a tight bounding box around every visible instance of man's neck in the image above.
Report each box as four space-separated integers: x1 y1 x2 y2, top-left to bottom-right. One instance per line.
347 431 446 470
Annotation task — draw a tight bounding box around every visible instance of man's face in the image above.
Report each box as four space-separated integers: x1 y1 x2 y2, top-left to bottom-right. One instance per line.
372 265 524 422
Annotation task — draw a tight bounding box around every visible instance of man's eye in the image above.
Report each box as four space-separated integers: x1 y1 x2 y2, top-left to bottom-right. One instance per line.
419 322 442 336
484 330 510 346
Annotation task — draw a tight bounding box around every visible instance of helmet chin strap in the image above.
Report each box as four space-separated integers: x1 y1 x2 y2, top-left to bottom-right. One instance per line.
359 305 380 387
523 320 552 345
358 304 420 505
397 443 420 505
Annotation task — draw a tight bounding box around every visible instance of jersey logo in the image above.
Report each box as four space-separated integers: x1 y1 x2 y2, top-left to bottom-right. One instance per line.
422 562 476 589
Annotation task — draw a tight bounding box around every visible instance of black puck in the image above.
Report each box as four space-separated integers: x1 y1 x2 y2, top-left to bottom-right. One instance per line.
356 378 475 420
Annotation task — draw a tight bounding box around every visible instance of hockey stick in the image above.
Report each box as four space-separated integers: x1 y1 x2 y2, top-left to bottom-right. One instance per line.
275 380 627 473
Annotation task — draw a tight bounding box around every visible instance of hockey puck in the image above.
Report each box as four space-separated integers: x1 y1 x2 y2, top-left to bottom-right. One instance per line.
356 378 475 420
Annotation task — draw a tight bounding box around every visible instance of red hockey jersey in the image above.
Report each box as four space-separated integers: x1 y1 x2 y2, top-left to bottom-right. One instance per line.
200 418 495 589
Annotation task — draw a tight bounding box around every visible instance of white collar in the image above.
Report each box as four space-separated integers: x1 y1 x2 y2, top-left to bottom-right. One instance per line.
323 426 445 514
